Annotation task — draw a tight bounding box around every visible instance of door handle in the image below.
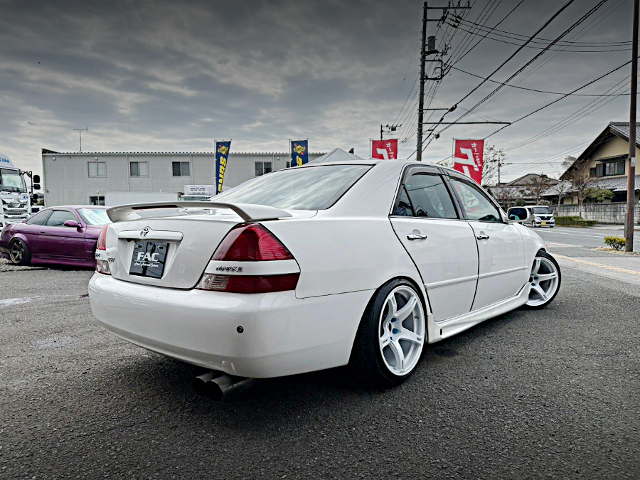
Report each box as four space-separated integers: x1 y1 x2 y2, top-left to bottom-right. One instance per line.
476 233 490 240
407 233 428 241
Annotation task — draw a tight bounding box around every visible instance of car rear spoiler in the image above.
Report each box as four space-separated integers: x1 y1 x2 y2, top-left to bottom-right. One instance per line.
106 202 293 223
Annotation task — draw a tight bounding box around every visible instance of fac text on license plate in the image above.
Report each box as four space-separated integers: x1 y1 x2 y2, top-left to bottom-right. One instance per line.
130 241 168 278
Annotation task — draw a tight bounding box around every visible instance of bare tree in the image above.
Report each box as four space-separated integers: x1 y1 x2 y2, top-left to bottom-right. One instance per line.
526 175 555 204
555 181 573 209
561 156 593 217
482 143 506 187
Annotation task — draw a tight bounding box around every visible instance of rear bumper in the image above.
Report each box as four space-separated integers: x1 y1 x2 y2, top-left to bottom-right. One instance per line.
532 219 555 227
89 274 372 378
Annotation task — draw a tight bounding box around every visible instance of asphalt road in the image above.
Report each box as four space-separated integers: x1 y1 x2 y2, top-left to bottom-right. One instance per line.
1 262 639 479
535 226 636 250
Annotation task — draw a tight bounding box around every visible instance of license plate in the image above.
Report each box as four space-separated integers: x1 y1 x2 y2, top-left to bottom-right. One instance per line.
541 222 547 226
130 241 168 278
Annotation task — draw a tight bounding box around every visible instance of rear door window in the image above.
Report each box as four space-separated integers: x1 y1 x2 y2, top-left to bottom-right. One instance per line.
395 173 458 219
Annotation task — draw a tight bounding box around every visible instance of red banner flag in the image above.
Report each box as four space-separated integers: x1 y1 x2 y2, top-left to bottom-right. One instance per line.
372 139 398 160
453 139 484 184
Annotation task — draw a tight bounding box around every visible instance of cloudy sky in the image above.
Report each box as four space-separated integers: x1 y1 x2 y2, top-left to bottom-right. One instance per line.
0 0 636 181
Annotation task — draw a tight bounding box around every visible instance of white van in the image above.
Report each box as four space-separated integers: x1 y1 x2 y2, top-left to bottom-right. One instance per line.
507 205 555 228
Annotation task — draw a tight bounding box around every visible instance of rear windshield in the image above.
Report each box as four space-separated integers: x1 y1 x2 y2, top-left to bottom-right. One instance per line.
533 207 552 214
214 164 372 210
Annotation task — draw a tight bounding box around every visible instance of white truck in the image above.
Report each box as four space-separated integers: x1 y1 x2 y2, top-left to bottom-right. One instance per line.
0 152 40 229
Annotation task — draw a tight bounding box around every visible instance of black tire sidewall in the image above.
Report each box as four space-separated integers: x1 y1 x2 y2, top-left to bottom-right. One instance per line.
350 279 426 388
10 238 31 266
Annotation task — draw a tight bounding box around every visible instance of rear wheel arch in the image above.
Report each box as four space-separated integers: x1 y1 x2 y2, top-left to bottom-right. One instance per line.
348 276 430 387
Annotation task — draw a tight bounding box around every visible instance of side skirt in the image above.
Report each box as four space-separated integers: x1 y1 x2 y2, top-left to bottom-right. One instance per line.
426 283 530 344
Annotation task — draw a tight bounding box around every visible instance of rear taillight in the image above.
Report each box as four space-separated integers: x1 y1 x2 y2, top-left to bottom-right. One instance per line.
95 224 111 275
213 224 293 261
97 225 108 250
197 223 298 293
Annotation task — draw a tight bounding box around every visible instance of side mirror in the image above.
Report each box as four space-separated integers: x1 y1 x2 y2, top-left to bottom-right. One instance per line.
33 183 41 190
64 220 81 230
33 175 41 183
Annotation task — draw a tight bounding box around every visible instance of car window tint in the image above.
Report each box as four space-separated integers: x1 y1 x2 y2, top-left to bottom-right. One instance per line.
26 210 51 225
403 173 457 219
449 179 501 223
46 210 77 227
393 187 413 216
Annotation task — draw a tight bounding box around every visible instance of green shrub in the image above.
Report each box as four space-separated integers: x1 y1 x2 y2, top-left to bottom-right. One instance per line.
604 236 626 251
555 216 597 227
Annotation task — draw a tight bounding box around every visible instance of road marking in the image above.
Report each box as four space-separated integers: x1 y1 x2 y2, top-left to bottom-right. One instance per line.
553 254 640 277
541 230 606 239
0 297 38 306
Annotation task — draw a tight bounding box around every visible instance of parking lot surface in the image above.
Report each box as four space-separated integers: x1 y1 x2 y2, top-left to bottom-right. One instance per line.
1 261 639 479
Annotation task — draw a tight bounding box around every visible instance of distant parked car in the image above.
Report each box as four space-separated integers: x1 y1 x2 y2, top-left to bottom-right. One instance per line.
507 205 555 228
0 206 110 267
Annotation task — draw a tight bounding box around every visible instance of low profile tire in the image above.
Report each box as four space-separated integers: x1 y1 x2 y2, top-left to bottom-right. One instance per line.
525 250 561 309
349 279 426 388
9 238 31 266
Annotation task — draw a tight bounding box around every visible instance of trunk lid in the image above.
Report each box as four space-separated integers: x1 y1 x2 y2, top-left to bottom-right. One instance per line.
104 204 315 289
107 213 242 289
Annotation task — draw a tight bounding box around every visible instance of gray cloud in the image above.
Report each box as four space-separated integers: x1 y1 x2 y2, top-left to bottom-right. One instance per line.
0 0 635 181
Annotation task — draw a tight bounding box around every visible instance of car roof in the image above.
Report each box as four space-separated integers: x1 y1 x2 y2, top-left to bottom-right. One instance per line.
40 205 107 210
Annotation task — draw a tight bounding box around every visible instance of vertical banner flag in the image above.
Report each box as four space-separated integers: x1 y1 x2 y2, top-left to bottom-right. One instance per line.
291 140 308 166
371 139 398 160
215 140 231 194
453 139 485 184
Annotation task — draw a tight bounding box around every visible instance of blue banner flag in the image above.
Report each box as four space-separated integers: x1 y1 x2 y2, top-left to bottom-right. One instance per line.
215 141 231 194
291 140 308 166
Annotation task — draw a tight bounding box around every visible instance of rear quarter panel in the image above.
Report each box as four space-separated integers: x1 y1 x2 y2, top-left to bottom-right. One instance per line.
266 217 423 300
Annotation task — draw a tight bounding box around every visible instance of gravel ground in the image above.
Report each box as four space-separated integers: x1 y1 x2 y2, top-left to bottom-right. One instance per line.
1 263 639 479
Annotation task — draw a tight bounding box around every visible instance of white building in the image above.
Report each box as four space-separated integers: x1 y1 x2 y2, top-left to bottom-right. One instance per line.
41 150 325 206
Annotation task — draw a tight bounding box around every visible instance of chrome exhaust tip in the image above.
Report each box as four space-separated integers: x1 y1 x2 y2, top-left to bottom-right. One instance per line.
192 371 253 400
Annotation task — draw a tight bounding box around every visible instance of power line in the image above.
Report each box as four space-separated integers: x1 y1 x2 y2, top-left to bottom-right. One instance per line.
430 0 609 146
450 0 525 67
449 64 631 96
421 0 579 149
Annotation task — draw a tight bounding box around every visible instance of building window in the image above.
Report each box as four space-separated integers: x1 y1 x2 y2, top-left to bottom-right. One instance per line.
88 162 106 177
255 161 272 176
130 161 149 177
89 196 105 206
595 159 625 177
172 161 190 177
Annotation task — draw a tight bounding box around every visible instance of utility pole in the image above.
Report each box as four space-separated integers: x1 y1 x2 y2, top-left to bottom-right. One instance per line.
416 2 470 161
626 0 638 252
417 2 428 162
73 127 88 152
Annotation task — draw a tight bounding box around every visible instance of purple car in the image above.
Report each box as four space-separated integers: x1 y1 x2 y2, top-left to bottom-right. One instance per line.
0 206 110 267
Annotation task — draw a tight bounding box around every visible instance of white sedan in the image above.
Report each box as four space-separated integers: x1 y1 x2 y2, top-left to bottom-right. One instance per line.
89 160 561 393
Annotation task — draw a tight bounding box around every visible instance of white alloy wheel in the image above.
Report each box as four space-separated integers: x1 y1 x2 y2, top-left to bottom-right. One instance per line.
378 285 425 376
526 254 560 308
